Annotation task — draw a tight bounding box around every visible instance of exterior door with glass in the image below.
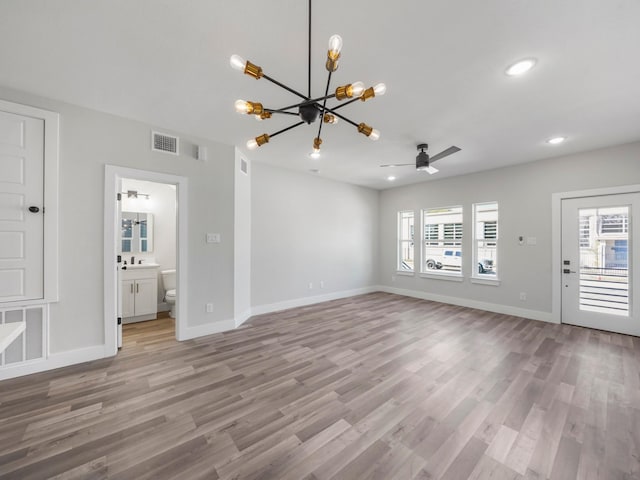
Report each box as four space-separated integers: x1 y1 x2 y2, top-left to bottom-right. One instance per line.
561 193 639 336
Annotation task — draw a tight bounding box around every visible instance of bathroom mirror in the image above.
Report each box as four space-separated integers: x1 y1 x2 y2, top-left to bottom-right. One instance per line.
120 212 154 253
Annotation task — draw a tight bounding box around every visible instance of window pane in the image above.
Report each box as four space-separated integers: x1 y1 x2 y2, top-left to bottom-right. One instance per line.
474 202 498 276
579 206 629 316
423 206 463 273
398 211 414 271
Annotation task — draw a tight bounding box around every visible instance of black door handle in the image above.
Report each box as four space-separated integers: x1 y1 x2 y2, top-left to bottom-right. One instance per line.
28 206 40 213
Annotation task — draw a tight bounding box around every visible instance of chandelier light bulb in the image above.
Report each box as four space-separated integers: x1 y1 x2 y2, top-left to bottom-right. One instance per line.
230 54 246 72
309 150 321 159
246 138 258 150
328 35 343 55
350 81 365 97
369 129 380 141
373 83 387 96
235 99 249 114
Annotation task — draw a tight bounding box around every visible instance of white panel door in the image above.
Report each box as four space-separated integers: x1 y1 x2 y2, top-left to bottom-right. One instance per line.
0 110 44 302
561 193 640 336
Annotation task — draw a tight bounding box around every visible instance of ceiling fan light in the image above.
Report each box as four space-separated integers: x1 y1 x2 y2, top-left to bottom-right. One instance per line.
418 165 439 174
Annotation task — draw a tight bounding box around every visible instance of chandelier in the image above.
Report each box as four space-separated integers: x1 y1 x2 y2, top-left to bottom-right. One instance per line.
230 0 386 158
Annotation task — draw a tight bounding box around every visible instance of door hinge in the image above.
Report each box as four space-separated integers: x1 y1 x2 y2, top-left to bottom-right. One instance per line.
117 193 122 201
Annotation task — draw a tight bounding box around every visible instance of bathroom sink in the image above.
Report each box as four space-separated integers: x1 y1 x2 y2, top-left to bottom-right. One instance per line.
123 263 159 270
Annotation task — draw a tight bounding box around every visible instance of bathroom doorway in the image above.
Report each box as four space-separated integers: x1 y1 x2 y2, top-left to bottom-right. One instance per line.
104 166 188 356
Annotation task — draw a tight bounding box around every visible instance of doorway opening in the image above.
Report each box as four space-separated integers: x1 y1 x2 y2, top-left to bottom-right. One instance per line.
104 166 188 356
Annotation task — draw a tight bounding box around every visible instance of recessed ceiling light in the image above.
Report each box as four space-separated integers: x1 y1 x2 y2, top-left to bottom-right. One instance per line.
547 136 566 145
505 58 537 76
387 176 396 181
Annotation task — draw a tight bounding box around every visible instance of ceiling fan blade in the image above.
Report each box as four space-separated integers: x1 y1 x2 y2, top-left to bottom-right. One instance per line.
379 163 413 167
429 146 461 163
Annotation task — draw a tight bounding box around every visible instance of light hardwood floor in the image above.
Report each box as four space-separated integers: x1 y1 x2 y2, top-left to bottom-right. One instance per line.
1 292 639 479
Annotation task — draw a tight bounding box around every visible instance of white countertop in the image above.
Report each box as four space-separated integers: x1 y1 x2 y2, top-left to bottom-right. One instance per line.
0 322 25 353
123 263 159 270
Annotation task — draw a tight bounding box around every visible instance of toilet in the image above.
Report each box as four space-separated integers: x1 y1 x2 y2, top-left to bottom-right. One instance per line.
160 269 176 318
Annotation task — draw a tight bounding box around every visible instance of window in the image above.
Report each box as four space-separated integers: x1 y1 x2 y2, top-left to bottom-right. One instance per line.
579 215 591 247
398 211 415 271
422 206 463 274
473 202 498 277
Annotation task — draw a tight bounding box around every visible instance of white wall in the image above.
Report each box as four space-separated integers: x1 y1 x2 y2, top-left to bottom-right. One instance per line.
0 87 236 356
251 162 379 309
379 141 640 319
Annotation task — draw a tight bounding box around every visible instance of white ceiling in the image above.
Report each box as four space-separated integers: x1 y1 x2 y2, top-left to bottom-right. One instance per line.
1 0 639 189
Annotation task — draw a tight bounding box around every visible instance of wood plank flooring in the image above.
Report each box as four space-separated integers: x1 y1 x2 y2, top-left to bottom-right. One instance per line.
1 292 639 479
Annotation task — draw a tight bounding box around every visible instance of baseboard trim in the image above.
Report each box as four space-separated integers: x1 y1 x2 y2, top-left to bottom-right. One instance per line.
235 309 252 328
0 345 109 381
250 286 379 317
378 285 556 324
180 318 237 340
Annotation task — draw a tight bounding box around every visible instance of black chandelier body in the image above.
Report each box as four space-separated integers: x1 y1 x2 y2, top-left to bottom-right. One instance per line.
230 0 386 157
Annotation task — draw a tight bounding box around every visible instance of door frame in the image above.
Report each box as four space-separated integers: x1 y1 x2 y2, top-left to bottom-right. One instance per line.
0 99 59 306
552 183 640 325
104 165 188 356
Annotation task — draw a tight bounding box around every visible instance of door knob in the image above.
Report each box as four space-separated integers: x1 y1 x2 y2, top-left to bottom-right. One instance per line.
28 206 40 213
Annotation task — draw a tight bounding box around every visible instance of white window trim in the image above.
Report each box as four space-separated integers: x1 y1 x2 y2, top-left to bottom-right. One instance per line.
420 205 463 276
420 272 464 282
470 277 501 286
397 210 415 273
395 271 415 276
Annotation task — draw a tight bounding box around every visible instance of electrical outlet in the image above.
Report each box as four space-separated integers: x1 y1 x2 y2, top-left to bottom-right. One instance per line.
320 280 324 289
519 292 527 301
206 303 214 313
206 233 221 244
308 282 313 290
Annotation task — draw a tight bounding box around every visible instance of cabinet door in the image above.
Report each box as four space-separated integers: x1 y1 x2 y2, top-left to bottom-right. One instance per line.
122 280 135 318
134 278 157 316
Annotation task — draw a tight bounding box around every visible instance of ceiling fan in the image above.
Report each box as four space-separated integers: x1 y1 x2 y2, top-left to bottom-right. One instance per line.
380 143 461 174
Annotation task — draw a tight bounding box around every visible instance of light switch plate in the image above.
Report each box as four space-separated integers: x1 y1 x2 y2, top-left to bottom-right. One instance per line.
206 233 221 244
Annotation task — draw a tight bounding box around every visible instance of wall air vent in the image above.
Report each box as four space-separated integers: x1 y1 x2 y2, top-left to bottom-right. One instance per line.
151 131 179 155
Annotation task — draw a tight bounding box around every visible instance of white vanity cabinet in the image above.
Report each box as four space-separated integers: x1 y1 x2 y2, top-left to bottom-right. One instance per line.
121 265 158 323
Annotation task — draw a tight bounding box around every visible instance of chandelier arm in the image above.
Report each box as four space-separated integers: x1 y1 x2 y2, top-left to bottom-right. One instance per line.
269 121 306 139
316 70 333 141
265 109 299 116
262 74 309 101
271 93 337 114
328 97 360 111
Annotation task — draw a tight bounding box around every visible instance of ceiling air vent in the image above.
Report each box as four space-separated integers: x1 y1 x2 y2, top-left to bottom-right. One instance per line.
151 131 179 155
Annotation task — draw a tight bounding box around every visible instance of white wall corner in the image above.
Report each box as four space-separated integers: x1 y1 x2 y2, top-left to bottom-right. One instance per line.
378 285 557 324
235 309 253 328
